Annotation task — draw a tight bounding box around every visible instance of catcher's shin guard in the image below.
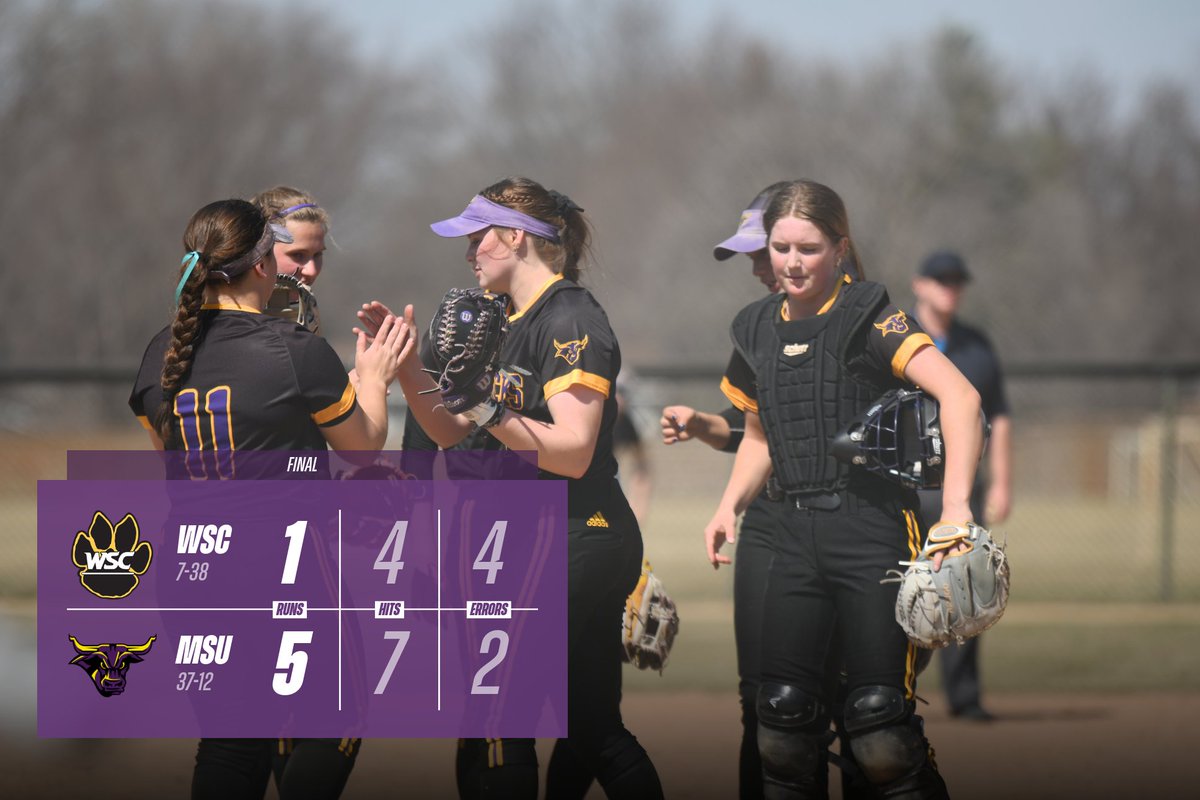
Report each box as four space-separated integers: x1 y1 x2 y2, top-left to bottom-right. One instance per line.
756 683 830 799
843 686 948 800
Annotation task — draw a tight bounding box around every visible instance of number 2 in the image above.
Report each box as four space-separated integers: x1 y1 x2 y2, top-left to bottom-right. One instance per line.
471 631 509 695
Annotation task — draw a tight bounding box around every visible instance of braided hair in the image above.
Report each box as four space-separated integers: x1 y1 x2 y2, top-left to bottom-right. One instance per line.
154 200 269 441
481 177 592 283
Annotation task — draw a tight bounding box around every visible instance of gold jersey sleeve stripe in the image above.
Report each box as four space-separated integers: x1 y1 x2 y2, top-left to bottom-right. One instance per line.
543 369 611 399
312 379 357 426
720 376 758 414
891 333 934 380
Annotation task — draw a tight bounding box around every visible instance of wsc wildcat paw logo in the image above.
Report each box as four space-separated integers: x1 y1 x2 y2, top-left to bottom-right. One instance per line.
71 511 154 599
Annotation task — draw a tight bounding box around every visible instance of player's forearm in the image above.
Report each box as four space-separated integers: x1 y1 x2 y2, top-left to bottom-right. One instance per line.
488 412 597 478
692 411 733 450
717 415 772 516
937 382 984 516
353 377 391 450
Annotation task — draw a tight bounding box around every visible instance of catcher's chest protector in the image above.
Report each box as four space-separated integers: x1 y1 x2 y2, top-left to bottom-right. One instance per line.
732 282 898 493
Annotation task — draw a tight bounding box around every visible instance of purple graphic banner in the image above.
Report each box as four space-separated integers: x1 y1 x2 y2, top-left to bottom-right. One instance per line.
38 477 566 739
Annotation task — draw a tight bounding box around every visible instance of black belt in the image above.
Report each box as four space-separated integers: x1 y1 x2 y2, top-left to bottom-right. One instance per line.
783 492 842 511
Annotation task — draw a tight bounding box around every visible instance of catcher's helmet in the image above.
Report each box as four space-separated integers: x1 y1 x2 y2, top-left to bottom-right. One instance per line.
831 388 946 489
265 273 320 333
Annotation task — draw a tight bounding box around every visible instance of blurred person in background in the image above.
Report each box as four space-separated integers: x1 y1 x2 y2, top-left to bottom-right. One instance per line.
912 250 1013 722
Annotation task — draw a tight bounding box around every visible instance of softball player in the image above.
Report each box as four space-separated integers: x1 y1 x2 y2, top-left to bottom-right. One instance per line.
129 199 404 799
660 183 786 800
247 187 372 799
251 185 328 289
662 184 875 800
364 176 664 799
704 180 983 799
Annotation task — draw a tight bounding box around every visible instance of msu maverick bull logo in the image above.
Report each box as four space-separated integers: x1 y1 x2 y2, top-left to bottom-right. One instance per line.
873 310 910 337
71 511 154 599
553 335 589 366
68 635 156 697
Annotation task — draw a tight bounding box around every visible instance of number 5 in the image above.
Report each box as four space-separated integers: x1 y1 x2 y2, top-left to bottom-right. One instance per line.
272 631 313 696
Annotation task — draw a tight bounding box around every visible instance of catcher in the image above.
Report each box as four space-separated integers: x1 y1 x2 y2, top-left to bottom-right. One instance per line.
359 177 663 799
703 180 985 800
252 186 327 334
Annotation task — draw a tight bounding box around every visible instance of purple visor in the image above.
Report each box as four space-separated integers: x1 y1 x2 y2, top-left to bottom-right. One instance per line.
430 195 560 242
713 208 767 260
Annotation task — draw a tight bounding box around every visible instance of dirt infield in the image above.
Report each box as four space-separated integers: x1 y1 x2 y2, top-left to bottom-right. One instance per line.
9 689 1196 799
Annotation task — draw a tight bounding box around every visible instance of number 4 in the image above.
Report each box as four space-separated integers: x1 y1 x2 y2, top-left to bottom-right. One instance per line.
473 521 507 585
373 521 408 584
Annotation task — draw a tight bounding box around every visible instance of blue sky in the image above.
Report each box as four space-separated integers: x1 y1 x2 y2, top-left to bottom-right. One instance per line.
276 0 1199 114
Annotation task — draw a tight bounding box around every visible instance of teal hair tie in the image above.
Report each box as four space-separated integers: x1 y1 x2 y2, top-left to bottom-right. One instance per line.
175 251 201 305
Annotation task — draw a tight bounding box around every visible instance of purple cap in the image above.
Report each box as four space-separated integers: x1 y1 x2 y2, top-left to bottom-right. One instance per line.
713 208 767 260
431 195 560 242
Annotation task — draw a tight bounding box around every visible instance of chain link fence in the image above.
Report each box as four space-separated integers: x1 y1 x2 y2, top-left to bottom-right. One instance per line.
4 364 1199 602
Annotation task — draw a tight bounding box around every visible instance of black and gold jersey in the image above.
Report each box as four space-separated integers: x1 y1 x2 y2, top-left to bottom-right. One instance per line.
129 304 356 451
491 274 620 483
721 277 933 415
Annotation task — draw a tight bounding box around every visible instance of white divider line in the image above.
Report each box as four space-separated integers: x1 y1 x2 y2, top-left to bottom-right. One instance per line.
338 507 343 713
437 507 442 712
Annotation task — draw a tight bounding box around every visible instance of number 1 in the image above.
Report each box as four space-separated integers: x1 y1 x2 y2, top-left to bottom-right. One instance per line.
281 520 307 584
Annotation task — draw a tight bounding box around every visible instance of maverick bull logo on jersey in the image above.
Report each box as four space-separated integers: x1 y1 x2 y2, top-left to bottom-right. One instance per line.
69 635 156 697
553 335 589 366
873 310 910 337
71 511 154 599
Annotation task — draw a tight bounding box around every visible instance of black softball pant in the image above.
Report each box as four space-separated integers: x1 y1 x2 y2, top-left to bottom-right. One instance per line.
759 491 922 705
733 496 779 800
461 480 664 800
736 497 865 800
543 482 663 799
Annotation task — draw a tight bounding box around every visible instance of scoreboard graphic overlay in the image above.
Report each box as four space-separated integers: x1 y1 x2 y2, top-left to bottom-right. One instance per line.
38 453 566 739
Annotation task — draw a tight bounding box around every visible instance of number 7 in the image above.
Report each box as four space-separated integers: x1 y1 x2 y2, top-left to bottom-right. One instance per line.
374 631 411 695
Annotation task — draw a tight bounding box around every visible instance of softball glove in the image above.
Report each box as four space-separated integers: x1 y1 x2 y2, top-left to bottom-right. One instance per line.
620 559 680 674
885 522 1010 648
422 288 509 427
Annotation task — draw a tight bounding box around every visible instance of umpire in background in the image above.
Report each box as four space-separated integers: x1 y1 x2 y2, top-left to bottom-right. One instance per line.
912 250 1013 722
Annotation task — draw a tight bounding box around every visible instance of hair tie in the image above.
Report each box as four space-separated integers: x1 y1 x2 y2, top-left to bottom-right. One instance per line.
547 190 584 216
174 251 201 305
276 202 318 217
